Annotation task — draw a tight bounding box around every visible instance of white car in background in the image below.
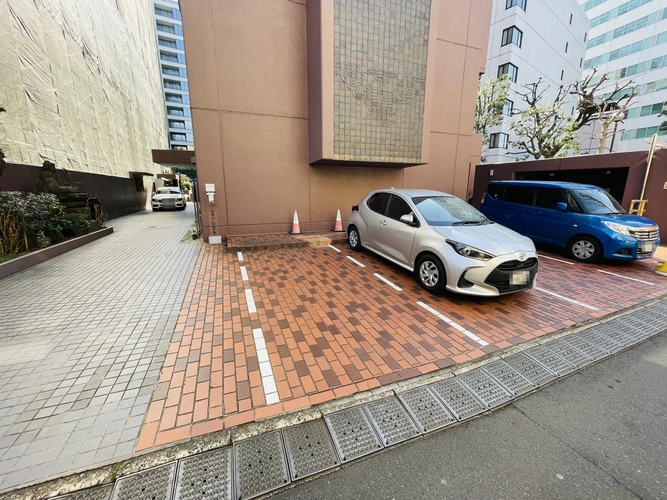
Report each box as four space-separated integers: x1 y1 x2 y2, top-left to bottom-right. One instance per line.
152 187 186 211
346 189 538 296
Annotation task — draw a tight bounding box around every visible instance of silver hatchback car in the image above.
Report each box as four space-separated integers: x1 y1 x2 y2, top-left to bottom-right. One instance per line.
346 189 538 296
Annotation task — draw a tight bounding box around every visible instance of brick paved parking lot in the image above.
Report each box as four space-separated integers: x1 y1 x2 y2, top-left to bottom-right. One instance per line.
137 239 667 450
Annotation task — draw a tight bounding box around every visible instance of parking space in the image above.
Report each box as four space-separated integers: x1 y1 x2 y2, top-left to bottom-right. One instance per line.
136 240 667 451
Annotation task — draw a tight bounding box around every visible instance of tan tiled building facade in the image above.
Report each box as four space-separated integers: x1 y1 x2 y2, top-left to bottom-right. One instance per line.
181 0 492 237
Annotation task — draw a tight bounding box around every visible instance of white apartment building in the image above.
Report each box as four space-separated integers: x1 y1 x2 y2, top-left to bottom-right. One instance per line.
483 0 590 163
579 0 667 153
153 0 194 151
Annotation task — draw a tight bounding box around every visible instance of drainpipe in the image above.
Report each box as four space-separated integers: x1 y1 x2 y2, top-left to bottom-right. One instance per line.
640 133 658 201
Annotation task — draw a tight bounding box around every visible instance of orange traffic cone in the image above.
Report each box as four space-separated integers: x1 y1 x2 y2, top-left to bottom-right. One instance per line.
290 210 302 235
332 209 344 232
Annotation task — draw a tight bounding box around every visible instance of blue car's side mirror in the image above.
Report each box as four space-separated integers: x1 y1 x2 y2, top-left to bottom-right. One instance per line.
555 202 568 211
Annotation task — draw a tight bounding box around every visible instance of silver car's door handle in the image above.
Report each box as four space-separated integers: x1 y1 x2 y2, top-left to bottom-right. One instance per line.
379 219 387 225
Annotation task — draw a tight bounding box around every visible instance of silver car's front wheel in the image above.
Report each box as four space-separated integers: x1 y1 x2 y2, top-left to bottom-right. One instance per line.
348 226 361 252
416 255 446 293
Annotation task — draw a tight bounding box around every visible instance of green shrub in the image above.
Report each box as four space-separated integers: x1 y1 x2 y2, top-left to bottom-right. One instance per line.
61 213 90 231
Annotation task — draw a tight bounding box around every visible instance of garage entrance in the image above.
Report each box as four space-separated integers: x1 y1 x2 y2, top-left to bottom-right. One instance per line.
515 167 629 202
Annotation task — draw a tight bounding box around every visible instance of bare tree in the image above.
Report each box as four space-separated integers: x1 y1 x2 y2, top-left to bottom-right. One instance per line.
570 68 637 153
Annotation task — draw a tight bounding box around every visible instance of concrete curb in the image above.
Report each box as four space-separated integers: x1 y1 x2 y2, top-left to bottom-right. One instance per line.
0 227 114 281
3 296 664 500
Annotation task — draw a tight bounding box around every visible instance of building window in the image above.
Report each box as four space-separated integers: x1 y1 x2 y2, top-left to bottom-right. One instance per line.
167 106 184 116
489 133 509 149
565 42 569 53
171 145 188 151
156 23 175 34
584 33 587 42
160 52 179 63
501 26 523 47
169 120 186 129
164 80 181 90
165 93 183 103
162 66 180 77
569 13 573 24
506 0 527 11
170 133 187 142
561 69 564 80
502 99 514 116
498 63 519 82
580 57 583 67
155 7 173 18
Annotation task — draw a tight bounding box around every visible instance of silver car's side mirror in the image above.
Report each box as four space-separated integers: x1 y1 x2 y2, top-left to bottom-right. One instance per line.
400 213 415 225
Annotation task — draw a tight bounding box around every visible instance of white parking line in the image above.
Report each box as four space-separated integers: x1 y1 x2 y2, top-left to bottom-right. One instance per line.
537 254 574 265
252 328 280 405
417 301 489 347
347 256 366 268
237 252 244 262
328 244 342 253
240 266 249 281
597 269 655 285
535 287 599 311
374 273 402 291
244 288 257 313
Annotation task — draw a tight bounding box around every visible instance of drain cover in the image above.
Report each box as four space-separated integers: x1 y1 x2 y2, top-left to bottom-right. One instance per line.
111 463 176 500
615 317 651 341
429 378 486 421
525 345 576 376
397 387 455 433
578 328 624 354
457 370 513 408
364 397 420 446
234 430 290 500
503 353 557 386
282 419 340 480
560 335 608 360
54 485 113 500
544 340 594 368
325 406 383 463
598 322 637 347
174 448 233 500
482 361 535 397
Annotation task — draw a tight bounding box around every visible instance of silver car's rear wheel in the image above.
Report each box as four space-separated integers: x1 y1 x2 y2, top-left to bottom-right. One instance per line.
416 255 446 293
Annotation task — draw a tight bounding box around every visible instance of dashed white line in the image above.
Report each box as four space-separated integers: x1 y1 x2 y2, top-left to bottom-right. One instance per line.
537 254 574 265
417 301 489 347
244 288 257 313
374 273 402 291
346 256 366 267
535 287 599 311
237 251 244 262
252 328 280 405
597 269 655 285
240 266 249 281
328 244 342 253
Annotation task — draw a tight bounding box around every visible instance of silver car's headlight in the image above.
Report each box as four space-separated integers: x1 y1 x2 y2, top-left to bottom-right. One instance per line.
601 221 631 236
446 240 495 261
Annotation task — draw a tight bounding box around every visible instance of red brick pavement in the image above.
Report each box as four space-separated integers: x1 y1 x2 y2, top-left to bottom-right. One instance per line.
136 240 667 450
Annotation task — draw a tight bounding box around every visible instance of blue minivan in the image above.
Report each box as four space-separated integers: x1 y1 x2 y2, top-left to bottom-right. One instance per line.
479 181 660 262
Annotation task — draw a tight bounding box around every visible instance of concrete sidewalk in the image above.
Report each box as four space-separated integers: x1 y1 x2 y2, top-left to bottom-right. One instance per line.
0 207 200 492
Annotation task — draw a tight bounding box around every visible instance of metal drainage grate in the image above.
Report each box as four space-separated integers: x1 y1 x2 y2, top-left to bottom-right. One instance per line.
457 369 513 408
599 322 638 347
234 430 290 500
429 378 486 421
615 317 651 341
111 463 176 500
560 335 608 360
578 327 624 354
174 448 233 500
325 406 383 463
482 361 535 397
363 397 421 446
543 339 594 368
282 419 340 480
503 353 557 386
525 345 576 376
397 387 455 433
54 485 113 500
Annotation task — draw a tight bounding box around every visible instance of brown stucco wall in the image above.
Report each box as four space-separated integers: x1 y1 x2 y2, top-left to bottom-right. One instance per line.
471 151 667 241
181 0 491 237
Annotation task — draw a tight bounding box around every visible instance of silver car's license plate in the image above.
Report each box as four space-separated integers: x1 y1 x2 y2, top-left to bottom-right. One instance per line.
510 270 530 286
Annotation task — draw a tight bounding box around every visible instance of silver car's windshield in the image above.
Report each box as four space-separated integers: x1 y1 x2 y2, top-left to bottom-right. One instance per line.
413 196 491 226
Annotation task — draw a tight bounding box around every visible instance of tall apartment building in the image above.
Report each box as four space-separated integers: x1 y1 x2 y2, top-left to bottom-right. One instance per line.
153 0 194 151
483 0 589 163
579 0 667 153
